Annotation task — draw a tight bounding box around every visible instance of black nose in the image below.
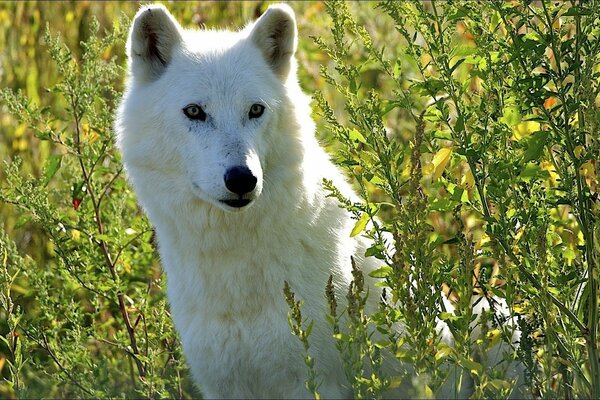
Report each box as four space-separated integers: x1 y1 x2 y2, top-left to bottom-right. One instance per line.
224 166 257 196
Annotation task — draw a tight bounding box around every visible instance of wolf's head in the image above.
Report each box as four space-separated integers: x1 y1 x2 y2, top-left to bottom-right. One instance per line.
117 4 301 214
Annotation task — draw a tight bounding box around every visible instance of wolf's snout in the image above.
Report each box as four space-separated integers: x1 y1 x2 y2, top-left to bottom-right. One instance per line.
224 166 257 196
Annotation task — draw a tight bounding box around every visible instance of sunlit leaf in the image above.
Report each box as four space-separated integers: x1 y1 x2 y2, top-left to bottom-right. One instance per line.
430 147 453 180
523 131 549 162
512 121 541 140
350 212 370 237
42 154 62 187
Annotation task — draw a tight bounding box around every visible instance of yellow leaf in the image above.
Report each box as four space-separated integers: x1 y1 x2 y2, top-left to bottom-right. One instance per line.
47 241 56 257
430 147 453 180
15 123 28 137
488 379 512 391
422 163 434 176
12 138 28 151
82 123 99 144
580 161 597 187
540 161 559 185
350 212 370 237
435 344 454 361
71 229 81 241
461 168 475 188
401 159 412 179
457 356 483 376
476 233 491 250
513 304 524 314
512 121 540 140
486 328 502 347
123 261 132 274
423 385 434 398
388 376 404 390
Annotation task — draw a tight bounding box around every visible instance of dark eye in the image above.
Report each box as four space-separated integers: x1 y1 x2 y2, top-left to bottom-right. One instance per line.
249 103 265 119
183 104 207 121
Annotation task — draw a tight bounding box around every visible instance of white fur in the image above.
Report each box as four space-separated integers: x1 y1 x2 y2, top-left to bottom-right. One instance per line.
116 4 524 399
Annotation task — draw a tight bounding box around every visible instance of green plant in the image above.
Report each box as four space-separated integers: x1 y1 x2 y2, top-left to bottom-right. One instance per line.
284 281 322 399
297 0 600 398
0 18 193 398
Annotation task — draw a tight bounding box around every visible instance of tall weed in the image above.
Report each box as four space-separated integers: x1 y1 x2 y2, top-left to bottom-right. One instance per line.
0 18 192 398
293 1 599 398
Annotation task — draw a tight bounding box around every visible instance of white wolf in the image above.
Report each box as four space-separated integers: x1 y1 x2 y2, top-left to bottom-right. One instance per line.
116 4 523 399
117 4 377 397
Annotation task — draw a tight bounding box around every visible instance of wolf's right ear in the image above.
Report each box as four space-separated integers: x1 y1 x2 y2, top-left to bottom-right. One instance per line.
128 5 183 82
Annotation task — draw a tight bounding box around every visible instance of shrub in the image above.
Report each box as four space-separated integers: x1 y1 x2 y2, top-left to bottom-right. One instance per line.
0 16 193 398
295 1 599 398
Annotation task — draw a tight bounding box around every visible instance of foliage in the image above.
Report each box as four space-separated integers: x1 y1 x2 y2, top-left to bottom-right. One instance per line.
292 0 599 398
0 13 192 398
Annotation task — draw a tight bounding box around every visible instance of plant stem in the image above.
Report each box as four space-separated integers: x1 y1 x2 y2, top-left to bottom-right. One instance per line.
69 92 146 380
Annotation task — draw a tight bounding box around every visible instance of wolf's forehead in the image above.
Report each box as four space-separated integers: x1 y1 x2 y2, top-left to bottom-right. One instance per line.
182 30 227 49
180 31 268 71
173 34 279 100
175 55 271 95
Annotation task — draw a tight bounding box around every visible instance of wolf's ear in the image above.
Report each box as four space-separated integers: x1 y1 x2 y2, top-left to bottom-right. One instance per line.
128 5 183 82
249 4 298 79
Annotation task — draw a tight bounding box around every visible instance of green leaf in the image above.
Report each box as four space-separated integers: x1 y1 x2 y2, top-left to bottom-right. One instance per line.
94 234 113 243
435 344 454 361
451 45 477 58
449 58 466 75
429 197 456 212
349 128 367 144
563 6 591 16
380 100 400 116
523 131 549 162
305 320 314 337
456 355 483 376
365 243 386 259
42 154 62 187
350 212 370 237
368 266 393 278
519 162 550 182
367 174 384 185
15 214 32 229
440 312 460 321
500 105 522 127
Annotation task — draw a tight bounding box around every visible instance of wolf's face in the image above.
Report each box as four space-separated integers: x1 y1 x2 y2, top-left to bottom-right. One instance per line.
118 4 297 213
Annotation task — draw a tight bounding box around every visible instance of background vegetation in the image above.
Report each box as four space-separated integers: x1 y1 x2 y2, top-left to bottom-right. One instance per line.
1 1 598 398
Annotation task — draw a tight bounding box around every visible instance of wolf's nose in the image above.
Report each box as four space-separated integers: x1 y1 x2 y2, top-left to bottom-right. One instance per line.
224 166 257 196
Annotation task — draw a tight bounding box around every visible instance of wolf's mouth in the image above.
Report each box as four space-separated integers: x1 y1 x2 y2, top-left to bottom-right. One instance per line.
220 198 251 208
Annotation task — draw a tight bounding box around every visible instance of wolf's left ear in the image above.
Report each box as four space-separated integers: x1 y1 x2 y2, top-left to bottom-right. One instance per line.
249 4 298 79
128 5 183 83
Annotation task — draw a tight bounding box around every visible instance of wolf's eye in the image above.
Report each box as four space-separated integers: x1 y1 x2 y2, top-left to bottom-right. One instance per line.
183 104 207 121
249 104 265 119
